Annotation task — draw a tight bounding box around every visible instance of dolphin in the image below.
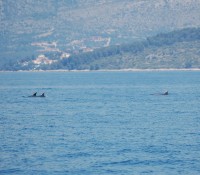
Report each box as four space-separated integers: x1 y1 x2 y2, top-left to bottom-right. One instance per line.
28 92 37 97
151 91 169 96
28 92 46 97
162 91 168 95
39 93 45 97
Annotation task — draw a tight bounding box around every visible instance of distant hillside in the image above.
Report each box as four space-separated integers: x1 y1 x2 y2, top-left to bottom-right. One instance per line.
60 27 200 70
2 27 199 71
0 0 200 67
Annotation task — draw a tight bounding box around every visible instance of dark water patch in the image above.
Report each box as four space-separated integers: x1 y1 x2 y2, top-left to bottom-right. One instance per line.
102 158 184 167
142 145 170 154
0 168 22 174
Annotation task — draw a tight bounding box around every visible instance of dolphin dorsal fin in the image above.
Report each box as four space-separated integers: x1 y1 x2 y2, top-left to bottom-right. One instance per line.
164 91 168 95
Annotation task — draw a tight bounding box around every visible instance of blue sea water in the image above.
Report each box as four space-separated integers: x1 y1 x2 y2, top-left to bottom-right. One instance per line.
0 71 200 175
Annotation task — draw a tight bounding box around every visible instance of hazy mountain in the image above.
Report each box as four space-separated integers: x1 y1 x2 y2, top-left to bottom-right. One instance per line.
0 0 200 68
58 27 200 70
2 27 199 71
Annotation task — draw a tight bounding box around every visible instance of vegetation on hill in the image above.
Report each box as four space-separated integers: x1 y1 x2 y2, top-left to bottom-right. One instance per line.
59 27 200 70
1 0 200 68
0 27 200 71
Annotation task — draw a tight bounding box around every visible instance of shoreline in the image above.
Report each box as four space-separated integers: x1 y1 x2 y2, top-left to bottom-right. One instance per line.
0 68 200 73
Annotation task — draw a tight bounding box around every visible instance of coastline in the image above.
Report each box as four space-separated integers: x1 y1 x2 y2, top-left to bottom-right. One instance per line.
0 68 200 73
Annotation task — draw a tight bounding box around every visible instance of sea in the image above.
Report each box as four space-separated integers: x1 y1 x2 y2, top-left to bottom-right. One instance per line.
0 71 200 175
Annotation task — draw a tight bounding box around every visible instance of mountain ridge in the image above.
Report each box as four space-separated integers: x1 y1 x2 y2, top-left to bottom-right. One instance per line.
0 0 200 70
59 27 200 70
2 27 199 71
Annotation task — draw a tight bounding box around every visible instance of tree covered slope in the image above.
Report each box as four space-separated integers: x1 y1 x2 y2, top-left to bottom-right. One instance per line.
0 0 200 68
60 27 200 70
2 27 198 71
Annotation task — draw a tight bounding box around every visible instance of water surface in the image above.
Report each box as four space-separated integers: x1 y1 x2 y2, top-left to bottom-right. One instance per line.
0 71 200 174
